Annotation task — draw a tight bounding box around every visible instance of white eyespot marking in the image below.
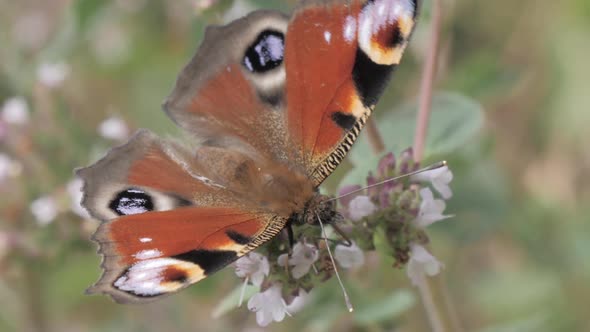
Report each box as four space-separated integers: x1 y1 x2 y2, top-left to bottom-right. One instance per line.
324 31 332 44
134 249 163 260
393 3 403 16
378 3 387 16
343 16 357 43
254 35 283 67
245 57 253 71
139 237 152 243
114 258 186 296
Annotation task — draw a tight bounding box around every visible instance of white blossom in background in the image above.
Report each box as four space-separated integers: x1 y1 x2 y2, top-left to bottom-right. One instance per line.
412 188 452 228
278 242 319 279
67 178 90 218
1 97 29 125
235 252 270 287
406 244 443 286
194 0 216 10
0 154 23 182
30 196 58 226
37 62 70 88
348 195 377 221
247 284 288 327
334 241 365 269
99 116 129 140
411 165 453 199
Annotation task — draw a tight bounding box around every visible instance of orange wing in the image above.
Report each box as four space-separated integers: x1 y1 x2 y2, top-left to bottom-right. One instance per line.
88 207 284 303
285 0 419 185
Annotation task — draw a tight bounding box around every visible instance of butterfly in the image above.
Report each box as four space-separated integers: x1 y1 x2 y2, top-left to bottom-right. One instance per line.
77 0 418 303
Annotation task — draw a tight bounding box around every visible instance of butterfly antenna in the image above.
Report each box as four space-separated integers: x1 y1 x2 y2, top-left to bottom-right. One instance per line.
316 212 354 312
328 160 447 202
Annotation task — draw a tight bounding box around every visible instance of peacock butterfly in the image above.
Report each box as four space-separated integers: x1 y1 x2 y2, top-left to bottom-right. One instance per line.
77 0 418 303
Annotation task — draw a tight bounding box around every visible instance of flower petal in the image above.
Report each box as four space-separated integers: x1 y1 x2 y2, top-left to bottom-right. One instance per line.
413 188 452 228
348 195 377 221
334 241 365 269
288 242 318 279
411 166 453 199
338 184 362 208
406 244 443 286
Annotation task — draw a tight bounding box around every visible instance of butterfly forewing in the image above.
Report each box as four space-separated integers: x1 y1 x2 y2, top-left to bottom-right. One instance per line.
285 0 418 185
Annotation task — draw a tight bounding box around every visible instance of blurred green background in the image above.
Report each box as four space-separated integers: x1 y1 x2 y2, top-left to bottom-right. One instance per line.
1 0 589 331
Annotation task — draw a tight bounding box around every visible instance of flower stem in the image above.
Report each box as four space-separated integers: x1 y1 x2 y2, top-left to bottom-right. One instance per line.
366 117 386 154
411 1 461 331
416 276 445 332
413 0 443 162
359 0 458 330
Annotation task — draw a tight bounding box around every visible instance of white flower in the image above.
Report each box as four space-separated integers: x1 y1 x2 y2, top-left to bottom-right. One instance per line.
98 116 129 140
235 252 269 287
411 165 453 199
1 97 29 125
247 284 288 327
278 242 319 279
334 241 365 269
413 188 452 228
285 289 308 314
37 62 70 88
0 154 23 182
348 195 377 221
194 0 216 10
30 196 58 226
406 244 443 286
67 178 90 218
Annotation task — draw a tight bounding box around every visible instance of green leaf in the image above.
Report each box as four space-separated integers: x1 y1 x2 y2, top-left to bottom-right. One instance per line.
74 0 107 31
350 91 484 164
211 283 259 318
339 92 484 187
353 289 416 324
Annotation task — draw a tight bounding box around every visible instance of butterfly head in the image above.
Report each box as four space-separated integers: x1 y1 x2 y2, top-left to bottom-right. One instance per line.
289 194 342 227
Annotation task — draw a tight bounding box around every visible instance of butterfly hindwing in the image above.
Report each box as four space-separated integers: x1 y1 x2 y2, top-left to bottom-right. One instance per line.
87 207 285 303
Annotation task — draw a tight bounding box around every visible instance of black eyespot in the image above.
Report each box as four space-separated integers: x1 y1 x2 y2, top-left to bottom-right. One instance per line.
243 30 284 73
109 188 154 216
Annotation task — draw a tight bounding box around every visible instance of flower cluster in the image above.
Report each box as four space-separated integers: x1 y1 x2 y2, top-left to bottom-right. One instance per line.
228 149 453 326
338 149 453 284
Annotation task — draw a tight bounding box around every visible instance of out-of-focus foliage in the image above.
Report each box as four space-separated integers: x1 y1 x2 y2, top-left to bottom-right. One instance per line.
0 0 589 331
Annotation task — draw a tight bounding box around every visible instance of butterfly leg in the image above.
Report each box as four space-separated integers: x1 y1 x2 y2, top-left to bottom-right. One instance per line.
285 219 295 254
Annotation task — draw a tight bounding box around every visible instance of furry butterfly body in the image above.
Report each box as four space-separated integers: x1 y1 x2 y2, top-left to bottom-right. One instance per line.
78 0 418 303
